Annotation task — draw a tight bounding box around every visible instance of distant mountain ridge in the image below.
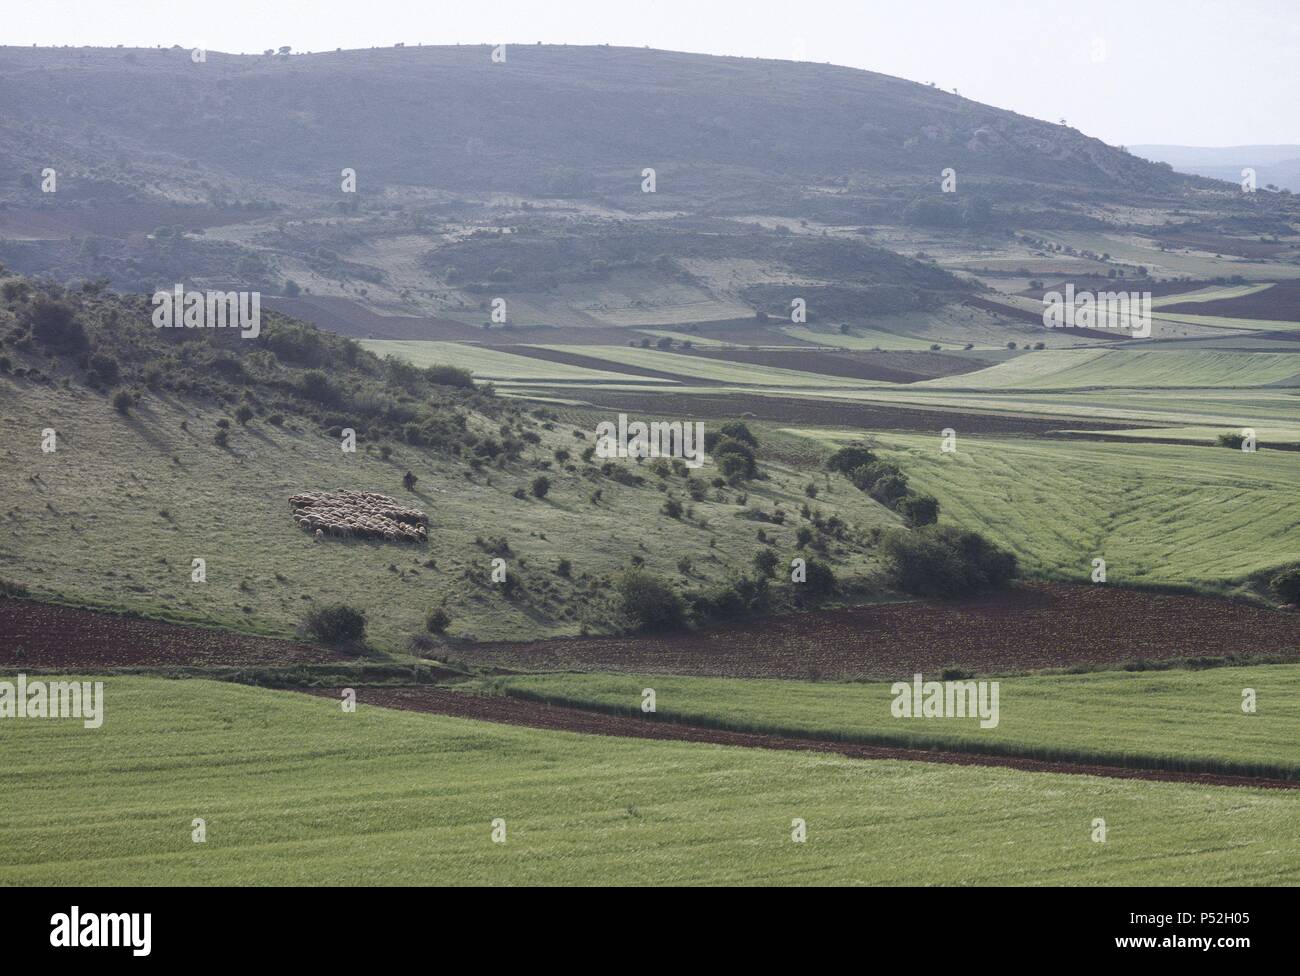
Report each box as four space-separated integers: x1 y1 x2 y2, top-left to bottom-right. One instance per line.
0 43 1202 212
1132 145 1300 192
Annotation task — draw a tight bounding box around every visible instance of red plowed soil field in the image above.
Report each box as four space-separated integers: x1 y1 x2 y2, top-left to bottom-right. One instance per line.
0 598 342 668
1162 279 1300 321
563 389 1148 434
457 582 1300 680
313 686 1298 789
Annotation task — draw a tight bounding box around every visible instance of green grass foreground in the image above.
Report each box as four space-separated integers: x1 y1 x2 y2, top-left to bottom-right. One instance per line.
2 677 1298 885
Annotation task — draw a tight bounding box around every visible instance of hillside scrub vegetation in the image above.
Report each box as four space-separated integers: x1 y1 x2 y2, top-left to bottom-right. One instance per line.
0 274 907 646
882 525 1019 598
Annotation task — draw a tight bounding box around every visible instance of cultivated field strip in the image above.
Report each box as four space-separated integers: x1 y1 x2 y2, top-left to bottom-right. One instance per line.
4 678 1299 885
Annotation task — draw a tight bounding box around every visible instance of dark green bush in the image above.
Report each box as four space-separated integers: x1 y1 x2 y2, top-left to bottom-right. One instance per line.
882 525 1018 598
713 437 757 480
24 297 88 352
849 460 901 492
827 445 876 474
896 493 940 526
423 366 475 389
691 575 771 621
869 473 910 506
303 603 367 643
718 421 758 447
1271 568 1300 604
796 559 836 605
614 570 686 632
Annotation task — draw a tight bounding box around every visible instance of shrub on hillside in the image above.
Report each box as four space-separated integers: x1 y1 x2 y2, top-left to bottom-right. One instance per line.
24 297 88 352
614 570 686 632
425 608 451 634
1271 567 1300 605
718 421 758 447
895 493 940 526
712 437 757 480
89 352 121 385
753 549 779 577
827 445 877 474
795 558 836 606
849 460 901 492
530 476 551 499
869 473 910 506
691 574 771 621
303 603 367 643
882 525 1018 598
299 369 341 405
424 364 475 389
1216 432 1247 449
112 389 133 415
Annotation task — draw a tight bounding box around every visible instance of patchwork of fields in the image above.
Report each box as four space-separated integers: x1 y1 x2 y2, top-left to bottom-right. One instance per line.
7 265 1300 889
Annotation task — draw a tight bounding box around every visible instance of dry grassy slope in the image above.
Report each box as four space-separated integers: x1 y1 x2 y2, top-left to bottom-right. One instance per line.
0 377 900 651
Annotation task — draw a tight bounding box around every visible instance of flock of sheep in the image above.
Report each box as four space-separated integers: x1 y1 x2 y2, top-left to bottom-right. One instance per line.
289 489 429 543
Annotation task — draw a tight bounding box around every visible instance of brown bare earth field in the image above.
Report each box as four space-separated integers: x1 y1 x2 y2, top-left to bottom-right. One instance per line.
1157 234 1288 260
454 582 1300 680
564 390 1148 434
680 347 984 382
0 598 343 668
264 296 482 340
268 296 668 344
498 344 697 381
1162 279 1300 320
315 685 1299 790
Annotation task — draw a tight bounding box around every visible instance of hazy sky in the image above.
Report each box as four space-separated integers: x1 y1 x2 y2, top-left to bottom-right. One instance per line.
7 0 1297 147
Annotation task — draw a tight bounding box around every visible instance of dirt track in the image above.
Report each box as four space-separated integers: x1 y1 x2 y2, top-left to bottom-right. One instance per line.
0 598 343 667
455 582 1300 680
314 685 1299 790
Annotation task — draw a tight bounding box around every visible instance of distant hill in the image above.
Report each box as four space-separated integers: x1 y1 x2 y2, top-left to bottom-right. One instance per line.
0 45 1288 332
0 44 1200 211
1131 145 1300 192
